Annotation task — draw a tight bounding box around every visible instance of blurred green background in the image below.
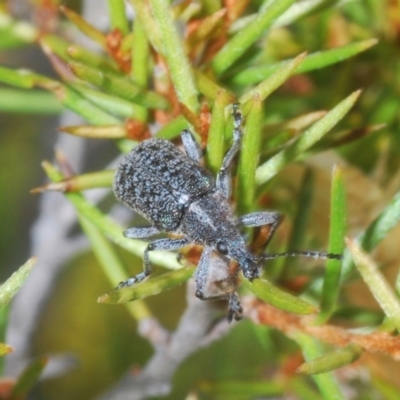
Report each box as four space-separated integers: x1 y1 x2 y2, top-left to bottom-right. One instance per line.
1 1 400 399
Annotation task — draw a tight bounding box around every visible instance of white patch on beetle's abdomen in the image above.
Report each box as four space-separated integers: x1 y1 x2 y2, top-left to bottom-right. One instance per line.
178 193 190 205
188 202 217 231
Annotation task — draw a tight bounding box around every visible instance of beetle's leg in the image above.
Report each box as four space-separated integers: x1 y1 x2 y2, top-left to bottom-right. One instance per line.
238 211 283 249
216 103 243 199
196 290 243 322
227 292 243 322
181 129 202 162
117 237 191 288
194 246 212 296
123 226 161 239
195 247 243 321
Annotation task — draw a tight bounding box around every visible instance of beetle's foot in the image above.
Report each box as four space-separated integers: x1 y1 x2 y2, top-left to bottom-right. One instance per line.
117 279 135 288
117 272 147 288
176 252 184 265
232 103 243 128
227 292 243 323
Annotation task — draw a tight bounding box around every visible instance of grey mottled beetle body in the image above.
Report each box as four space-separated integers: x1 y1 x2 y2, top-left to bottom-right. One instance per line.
113 105 283 321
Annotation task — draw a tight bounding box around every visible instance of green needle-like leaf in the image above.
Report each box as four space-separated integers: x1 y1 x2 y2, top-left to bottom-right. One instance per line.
294 333 346 400
342 189 400 279
194 69 235 103
0 68 122 123
71 84 141 119
273 0 339 27
156 116 189 140
346 238 400 331
198 380 283 397
317 165 346 324
107 0 129 34
67 44 119 73
10 356 48 400
0 11 38 48
207 92 229 175
69 62 169 112
0 66 36 88
99 267 195 303
40 157 148 326
298 344 363 375
237 96 262 215
0 89 62 114
41 34 119 73
57 84 121 125
255 90 361 185
148 0 199 113
59 125 126 139
32 170 114 193
40 34 71 62
0 343 12 357
289 376 322 400
242 277 318 315
239 52 306 106
0 257 36 309
131 19 150 87
79 216 152 321
279 169 314 280
231 39 378 86
128 0 162 53
212 0 296 75
79 216 128 287
61 6 106 47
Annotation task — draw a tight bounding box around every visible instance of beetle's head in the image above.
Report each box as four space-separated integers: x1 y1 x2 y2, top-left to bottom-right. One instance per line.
215 239 260 281
239 254 260 281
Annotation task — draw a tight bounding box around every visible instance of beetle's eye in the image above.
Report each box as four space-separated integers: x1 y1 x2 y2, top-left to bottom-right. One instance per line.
217 241 228 255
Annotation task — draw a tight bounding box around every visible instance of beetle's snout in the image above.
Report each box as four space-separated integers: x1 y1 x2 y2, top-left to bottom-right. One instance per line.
241 256 260 281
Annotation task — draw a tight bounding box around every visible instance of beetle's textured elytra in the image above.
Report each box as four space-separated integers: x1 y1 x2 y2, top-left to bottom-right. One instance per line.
113 104 341 321
114 139 214 231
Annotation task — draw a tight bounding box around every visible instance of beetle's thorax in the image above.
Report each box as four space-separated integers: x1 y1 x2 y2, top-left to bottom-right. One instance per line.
180 191 260 280
180 191 237 242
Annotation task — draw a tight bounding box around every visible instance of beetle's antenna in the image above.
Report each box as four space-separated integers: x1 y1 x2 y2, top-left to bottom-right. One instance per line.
258 251 343 261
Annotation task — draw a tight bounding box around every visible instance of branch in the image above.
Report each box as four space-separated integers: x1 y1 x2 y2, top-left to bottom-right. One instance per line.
97 281 233 400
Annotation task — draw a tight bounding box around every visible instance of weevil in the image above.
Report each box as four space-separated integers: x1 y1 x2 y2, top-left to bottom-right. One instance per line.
113 104 341 321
